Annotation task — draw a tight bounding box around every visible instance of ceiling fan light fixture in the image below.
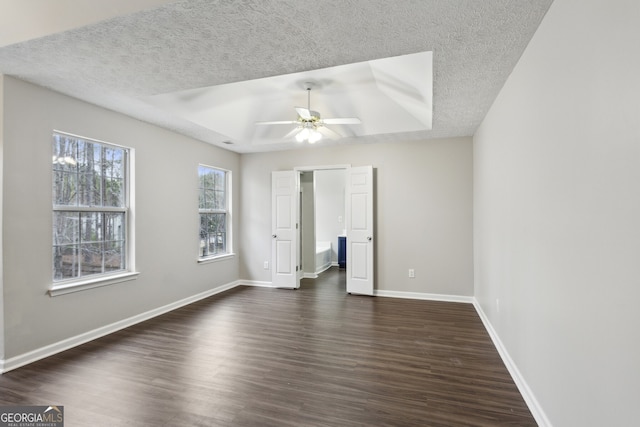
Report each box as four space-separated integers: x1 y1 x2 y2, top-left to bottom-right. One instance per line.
296 128 310 142
257 82 359 144
308 129 322 143
295 126 322 143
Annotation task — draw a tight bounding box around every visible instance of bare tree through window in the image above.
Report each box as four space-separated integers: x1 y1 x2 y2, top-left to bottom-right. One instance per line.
198 165 229 258
52 132 128 281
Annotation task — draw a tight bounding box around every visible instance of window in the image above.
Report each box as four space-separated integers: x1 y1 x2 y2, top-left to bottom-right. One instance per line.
52 132 129 282
199 165 230 258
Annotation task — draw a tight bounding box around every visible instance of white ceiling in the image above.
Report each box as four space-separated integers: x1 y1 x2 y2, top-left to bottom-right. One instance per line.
144 51 433 150
0 0 554 153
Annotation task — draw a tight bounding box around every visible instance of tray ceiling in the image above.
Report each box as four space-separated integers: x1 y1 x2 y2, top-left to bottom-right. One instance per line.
0 0 554 153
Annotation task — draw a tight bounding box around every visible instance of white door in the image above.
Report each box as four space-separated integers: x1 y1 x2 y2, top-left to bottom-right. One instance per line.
271 171 301 289
346 166 374 295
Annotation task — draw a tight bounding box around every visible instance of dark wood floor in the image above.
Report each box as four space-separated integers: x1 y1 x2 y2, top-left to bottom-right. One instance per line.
0 268 536 426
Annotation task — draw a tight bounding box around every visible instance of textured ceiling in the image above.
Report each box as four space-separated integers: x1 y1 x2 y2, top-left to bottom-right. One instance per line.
0 0 554 153
0 0 177 47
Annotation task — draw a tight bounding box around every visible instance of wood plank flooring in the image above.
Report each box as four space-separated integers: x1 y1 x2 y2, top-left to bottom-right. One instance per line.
0 268 536 426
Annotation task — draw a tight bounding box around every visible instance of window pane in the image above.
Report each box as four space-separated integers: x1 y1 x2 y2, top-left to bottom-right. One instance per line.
81 212 102 243
213 189 225 210
103 146 124 179
205 213 226 255
213 170 225 192
199 167 225 189
104 213 125 242
198 165 211 188
199 214 208 256
78 173 102 206
52 211 126 281
104 177 124 207
53 171 78 206
208 213 225 234
77 141 102 174
77 141 102 206
104 241 125 272
209 234 226 254
200 214 226 257
53 245 79 280
80 243 103 276
203 188 215 209
199 166 226 210
199 188 206 209
53 212 80 245
52 134 77 172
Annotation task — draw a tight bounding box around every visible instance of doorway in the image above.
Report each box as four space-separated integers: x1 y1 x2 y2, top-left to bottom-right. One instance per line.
299 169 346 279
271 165 374 294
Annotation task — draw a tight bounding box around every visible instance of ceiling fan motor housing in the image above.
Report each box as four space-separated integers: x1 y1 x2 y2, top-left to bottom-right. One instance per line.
299 111 321 123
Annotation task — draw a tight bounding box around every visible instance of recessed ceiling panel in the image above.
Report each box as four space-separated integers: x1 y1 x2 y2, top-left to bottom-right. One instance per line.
143 51 432 150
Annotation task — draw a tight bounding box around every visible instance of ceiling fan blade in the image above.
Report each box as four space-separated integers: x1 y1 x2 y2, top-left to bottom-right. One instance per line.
317 125 342 140
283 126 303 140
323 117 362 125
255 120 298 125
295 107 312 120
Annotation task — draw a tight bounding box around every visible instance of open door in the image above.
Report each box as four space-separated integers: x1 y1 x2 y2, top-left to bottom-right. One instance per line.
346 166 374 295
271 171 301 289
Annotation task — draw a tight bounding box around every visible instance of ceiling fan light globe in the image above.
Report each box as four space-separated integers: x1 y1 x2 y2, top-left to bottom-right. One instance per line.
308 130 322 143
296 128 310 142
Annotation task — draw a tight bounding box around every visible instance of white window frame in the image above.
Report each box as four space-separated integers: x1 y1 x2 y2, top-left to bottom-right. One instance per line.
49 131 137 296
198 164 233 262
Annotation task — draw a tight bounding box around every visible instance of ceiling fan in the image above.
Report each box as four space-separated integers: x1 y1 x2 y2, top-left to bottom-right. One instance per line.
255 82 361 143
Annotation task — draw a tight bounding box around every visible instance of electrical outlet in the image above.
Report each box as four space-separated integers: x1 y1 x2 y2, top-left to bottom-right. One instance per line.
264 261 269 270
408 269 415 278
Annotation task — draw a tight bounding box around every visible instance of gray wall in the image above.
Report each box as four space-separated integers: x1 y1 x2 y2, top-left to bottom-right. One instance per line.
0 76 4 361
473 0 640 425
300 171 315 274
315 169 346 264
2 76 241 359
240 137 474 296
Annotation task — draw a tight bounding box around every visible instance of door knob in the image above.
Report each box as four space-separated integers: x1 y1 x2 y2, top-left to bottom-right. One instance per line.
367 236 372 241
272 234 277 239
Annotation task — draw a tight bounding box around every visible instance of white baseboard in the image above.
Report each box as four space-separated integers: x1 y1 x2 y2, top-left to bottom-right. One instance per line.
1 280 242 374
303 273 318 279
375 289 475 304
239 280 276 288
472 300 552 427
316 263 332 275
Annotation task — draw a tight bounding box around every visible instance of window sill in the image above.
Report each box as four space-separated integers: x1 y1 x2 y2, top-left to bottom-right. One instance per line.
197 253 235 265
49 271 140 297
